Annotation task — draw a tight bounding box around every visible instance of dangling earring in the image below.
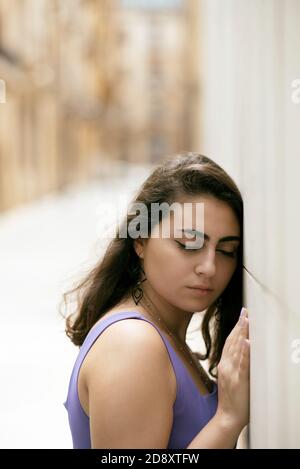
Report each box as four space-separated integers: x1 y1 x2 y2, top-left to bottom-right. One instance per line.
132 279 144 305
131 267 147 305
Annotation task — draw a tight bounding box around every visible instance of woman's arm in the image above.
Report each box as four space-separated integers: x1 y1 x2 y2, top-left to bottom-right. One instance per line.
84 319 176 448
186 411 242 449
187 310 250 449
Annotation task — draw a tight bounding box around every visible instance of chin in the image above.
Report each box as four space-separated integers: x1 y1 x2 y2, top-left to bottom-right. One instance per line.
186 298 212 310
176 300 207 313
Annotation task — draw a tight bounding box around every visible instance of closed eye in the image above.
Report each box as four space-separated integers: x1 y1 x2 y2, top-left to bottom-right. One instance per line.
217 249 236 258
176 241 203 251
176 242 237 258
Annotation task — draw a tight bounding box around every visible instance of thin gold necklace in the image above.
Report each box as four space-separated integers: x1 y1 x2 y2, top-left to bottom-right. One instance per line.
140 290 213 393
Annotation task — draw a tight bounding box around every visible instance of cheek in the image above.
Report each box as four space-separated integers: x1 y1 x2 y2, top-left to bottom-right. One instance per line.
216 259 237 289
145 242 186 285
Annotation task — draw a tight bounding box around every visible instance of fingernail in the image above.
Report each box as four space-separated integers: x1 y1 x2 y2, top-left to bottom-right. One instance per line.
238 308 248 326
239 316 247 327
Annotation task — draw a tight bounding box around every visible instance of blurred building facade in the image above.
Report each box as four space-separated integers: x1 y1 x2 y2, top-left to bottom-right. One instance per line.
109 0 189 162
0 0 117 212
0 0 199 212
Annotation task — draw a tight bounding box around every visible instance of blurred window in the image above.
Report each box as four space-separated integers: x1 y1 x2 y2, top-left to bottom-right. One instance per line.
121 0 183 10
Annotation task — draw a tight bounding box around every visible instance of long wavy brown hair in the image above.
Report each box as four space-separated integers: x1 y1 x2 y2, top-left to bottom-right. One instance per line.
62 152 243 378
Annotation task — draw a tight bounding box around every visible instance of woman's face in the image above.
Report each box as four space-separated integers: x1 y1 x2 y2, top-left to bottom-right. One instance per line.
134 194 241 313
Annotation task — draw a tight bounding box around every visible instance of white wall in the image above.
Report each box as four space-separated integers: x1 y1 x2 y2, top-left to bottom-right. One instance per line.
197 0 300 448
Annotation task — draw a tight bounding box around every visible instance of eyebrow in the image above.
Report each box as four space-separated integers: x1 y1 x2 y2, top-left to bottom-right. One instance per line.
179 229 241 243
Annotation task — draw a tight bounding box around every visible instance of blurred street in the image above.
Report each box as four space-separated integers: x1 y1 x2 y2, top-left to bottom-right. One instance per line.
0 163 152 448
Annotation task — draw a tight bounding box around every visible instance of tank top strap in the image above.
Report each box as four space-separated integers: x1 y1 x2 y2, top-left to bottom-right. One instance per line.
75 310 184 405
79 310 180 368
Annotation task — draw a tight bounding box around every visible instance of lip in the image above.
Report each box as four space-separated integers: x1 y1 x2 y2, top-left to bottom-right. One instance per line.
187 286 214 296
189 285 213 291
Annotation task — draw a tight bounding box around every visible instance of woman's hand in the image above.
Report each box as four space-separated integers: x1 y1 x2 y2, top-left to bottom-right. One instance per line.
216 307 250 432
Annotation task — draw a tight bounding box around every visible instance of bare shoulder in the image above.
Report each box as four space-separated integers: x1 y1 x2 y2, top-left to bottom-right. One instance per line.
81 317 177 448
84 316 175 382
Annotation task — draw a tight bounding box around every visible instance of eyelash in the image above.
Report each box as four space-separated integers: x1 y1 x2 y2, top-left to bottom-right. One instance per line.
175 242 237 258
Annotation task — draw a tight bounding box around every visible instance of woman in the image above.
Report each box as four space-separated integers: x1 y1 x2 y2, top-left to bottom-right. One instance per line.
63 152 250 449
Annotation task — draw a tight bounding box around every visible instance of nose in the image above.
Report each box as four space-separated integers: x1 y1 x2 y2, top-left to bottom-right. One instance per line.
194 249 216 277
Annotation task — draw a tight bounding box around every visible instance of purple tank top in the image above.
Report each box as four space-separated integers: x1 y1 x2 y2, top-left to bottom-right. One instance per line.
64 311 218 449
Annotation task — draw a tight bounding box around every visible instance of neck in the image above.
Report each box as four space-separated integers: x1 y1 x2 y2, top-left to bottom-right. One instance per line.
140 282 193 343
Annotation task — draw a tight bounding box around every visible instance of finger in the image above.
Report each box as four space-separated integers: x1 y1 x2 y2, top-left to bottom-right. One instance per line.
231 332 250 372
228 311 249 353
231 334 244 365
224 307 248 345
239 338 250 374
239 316 249 340
222 322 240 356
222 308 249 360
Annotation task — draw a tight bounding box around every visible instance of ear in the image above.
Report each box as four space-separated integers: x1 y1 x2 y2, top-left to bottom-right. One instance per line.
133 238 145 259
